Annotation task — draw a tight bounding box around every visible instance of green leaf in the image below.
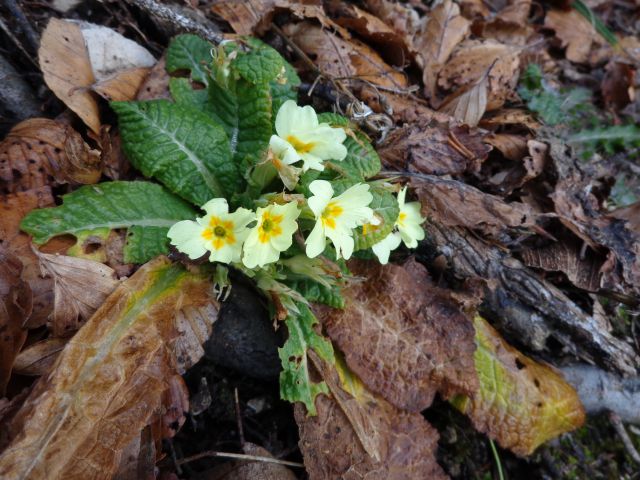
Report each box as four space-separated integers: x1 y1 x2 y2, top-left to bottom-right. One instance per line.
279 303 335 416
285 278 345 309
20 181 197 264
208 74 272 168
325 132 381 180
166 34 212 86
353 187 399 251
168 77 212 114
112 100 241 205
233 42 284 84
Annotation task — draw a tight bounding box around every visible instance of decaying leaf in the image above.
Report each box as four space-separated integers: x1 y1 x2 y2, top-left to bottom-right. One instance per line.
161 374 189 439
379 122 490 176
438 39 520 110
204 442 298 480
135 57 171 101
601 60 636 111
0 118 102 194
415 0 470 100
0 250 32 394
295 353 447 480
282 22 407 92
0 187 55 328
34 251 119 336
39 18 100 134
485 133 529 162
544 9 602 64
0 257 218 479
318 259 477 412
480 108 541 131
412 175 540 239
439 73 488 126
92 67 151 102
13 337 68 376
451 316 585 456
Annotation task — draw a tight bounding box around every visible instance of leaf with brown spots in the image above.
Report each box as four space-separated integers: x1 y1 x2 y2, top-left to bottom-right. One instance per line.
34 251 119 337
0 250 32 395
295 352 447 480
0 118 102 194
135 57 171 101
318 258 477 412
438 39 520 111
39 18 101 134
0 257 218 480
451 316 585 456
379 122 490 176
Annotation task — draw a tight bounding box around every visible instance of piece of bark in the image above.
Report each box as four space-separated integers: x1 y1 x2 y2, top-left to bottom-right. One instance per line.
423 220 639 375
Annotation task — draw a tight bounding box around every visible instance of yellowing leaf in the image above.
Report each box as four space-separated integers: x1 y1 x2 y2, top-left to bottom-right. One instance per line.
451 316 585 456
0 257 218 479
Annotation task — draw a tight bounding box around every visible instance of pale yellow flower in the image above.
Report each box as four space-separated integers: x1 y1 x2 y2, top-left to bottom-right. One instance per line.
305 180 374 260
242 201 300 268
168 198 254 264
269 100 347 172
371 232 402 265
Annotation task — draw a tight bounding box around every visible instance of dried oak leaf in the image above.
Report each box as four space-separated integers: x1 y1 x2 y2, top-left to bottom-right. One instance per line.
39 18 100 134
0 257 218 480
415 0 470 101
544 9 603 64
12 337 68 376
34 251 119 337
452 316 585 456
318 258 477 412
412 175 539 239
438 39 520 111
0 187 55 328
295 354 447 480
379 122 490 176
0 118 102 194
0 250 32 394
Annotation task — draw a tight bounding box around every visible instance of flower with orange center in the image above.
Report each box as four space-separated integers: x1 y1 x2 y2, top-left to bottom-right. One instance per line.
167 198 254 264
269 100 347 173
305 180 375 260
242 201 300 268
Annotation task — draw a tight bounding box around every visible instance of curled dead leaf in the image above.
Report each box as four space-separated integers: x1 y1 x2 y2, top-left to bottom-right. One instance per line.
34 251 119 336
39 18 100 134
318 259 478 412
0 250 32 394
0 257 218 480
452 316 585 456
0 118 102 194
12 337 68 376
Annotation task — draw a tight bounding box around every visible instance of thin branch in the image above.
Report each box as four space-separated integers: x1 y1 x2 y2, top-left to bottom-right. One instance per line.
609 411 640 465
176 450 305 468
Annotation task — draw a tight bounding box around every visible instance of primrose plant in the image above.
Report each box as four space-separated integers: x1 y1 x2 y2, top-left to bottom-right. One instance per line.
20 34 425 414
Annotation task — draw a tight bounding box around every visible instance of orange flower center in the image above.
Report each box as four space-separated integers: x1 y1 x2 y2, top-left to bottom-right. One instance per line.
321 202 343 230
287 135 315 154
258 211 283 243
397 211 407 227
201 216 236 250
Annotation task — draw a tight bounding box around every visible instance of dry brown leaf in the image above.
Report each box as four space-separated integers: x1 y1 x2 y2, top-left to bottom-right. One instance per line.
438 39 520 110
415 0 470 100
452 316 585 456
0 187 55 328
480 107 541 131
412 175 540 239
113 426 155 480
485 133 529 162
283 22 407 91
34 251 119 337
0 118 102 194
439 73 488 126
202 442 298 480
0 257 218 480
379 122 490 176
136 57 171 101
544 9 602 64
13 337 68 376
363 0 421 40
295 354 447 480
92 67 151 102
478 0 533 45
0 250 32 394
161 374 189 439
318 258 477 412
39 18 101 134
601 60 635 111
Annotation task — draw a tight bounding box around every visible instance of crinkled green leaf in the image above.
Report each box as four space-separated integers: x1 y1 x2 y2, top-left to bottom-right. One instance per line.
169 77 210 114
112 100 241 204
279 303 335 416
353 187 399 251
285 278 345 309
166 34 212 86
233 42 283 85
325 132 381 180
20 181 196 264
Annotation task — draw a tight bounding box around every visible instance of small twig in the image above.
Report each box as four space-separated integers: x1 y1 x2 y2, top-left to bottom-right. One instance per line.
176 450 305 468
123 0 224 45
609 411 640 465
234 387 245 447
